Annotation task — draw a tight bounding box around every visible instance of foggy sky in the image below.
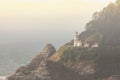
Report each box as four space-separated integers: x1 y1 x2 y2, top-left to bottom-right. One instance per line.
0 0 116 32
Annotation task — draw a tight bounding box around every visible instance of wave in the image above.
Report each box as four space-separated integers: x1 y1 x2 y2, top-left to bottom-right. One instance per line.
0 76 7 80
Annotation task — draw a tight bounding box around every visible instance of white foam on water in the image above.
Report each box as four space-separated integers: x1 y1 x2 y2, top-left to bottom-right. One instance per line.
0 76 7 80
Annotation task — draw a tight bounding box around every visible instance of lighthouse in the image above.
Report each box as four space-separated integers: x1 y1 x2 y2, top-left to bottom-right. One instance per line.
74 32 82 47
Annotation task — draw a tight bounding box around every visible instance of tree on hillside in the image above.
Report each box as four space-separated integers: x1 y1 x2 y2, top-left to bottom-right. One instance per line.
85 0 120 45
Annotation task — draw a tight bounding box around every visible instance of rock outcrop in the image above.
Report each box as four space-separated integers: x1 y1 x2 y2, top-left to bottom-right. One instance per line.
7 43 56 80
7 44 84 80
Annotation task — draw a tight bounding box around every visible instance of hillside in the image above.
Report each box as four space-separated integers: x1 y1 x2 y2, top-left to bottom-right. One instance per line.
7 44 84 80
84 0 120 46
50 45 120 80
50 1 120 79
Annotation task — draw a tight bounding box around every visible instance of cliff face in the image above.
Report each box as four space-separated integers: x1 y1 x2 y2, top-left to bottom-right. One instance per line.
7 44 56 80
50 45 120 80
27 43 56 71
7 44 84 80
8 44 120 80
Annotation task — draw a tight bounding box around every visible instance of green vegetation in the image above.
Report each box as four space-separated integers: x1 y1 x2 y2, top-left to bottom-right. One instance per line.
57 46 98 64
85 0 120 45
54 45 120 78
84 32 102 44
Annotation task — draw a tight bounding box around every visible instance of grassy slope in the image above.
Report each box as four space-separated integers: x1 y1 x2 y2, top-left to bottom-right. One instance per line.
50 45 120 79
50 45 98 63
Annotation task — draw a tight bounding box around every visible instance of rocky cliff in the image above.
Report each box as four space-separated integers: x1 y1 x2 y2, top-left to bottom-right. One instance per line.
50 45 120 80
7 44 84 80
8 44 120 80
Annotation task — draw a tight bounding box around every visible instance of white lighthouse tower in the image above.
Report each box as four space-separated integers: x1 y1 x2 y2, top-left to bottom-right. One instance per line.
74 32 82 47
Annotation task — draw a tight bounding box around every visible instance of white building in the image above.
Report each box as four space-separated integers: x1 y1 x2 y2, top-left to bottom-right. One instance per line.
92 43 99 48
84 43 89 48
73 32 99 48
74 32 82 47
